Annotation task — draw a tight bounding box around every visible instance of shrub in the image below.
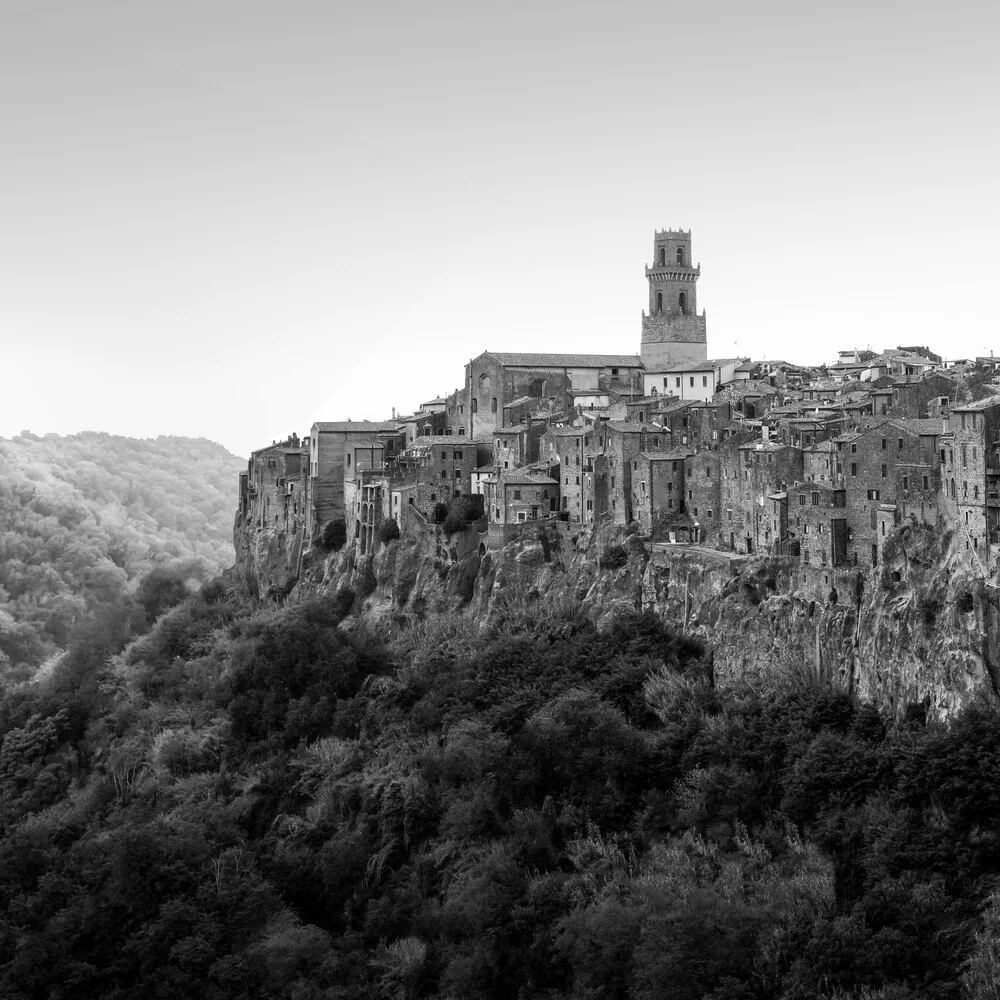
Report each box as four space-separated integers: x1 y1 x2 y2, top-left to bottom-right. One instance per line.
444 497 473 536
378 518 400 545
322 519 347 551
600 545 628 570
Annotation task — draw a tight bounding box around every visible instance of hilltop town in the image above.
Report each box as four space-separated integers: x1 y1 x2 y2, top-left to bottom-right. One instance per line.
237 229 1000 590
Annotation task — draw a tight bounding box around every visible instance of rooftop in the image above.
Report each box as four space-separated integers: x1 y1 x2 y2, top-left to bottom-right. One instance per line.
480 351 642 369
497 471 559 486
313 420 399 433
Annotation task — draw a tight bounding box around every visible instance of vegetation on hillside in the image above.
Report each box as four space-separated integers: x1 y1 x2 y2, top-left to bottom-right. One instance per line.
0 431 244 676
0 583 998 999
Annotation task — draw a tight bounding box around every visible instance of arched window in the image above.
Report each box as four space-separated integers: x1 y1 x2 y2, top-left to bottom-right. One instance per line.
678 291 688 315
471 398 478 413
676 247 684 265
658 247 666 266
656 292 663 313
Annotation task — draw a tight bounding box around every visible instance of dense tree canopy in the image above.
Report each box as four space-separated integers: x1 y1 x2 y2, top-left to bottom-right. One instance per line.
1 584 999 999
0 431 244 676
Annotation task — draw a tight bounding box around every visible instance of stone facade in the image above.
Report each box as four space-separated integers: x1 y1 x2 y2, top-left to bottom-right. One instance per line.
245 435 309 536
486 471 559 524
640 229 708 371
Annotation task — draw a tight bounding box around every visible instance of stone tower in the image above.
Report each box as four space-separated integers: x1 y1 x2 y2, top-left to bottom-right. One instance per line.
640 228 708 371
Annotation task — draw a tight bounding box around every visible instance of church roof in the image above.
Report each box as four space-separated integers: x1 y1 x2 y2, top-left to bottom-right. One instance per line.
481 351 642 369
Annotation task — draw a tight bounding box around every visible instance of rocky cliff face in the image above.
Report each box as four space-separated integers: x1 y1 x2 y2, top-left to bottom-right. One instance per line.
234 513 1000 718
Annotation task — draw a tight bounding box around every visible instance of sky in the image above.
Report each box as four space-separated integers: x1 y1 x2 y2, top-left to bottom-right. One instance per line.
1 1 998 458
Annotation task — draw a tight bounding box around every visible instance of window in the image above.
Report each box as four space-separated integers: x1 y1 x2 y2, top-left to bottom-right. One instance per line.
430 493 437 501
851 443 857 453
659 247 666 266
923 475 929 490
611 367 619 376
679 291 688 314
961 413 967 430
656 292 663 312
454 470 461 479
472 398 478 413
708 509 713 518
346 454 351 467
693 507 699 517
491 398 497 413
441 451 447 460
587 499 593 510
811 492 819 505
575 476 580 485
676 246 684 265
513 490 522 500
676 377 681 388
962 445 967 468
881 438 887 450
881 464 887 478
663 378 669 389
903 477 909 490
454 450 462 459
702 376 708 387
668 499 673 509
689 377 695 387
440 470 447 479
641 481 647 492
898 438 904 451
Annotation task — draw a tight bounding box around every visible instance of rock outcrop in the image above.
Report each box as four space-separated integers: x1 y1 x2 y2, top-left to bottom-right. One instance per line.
234 512 1000 719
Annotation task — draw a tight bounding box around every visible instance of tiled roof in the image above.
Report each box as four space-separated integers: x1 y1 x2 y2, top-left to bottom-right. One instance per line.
545 425 587 437
313 420 399 433
891 418 949 433
646 357 747 374
953 395 1000 411
498 471 559 486
638 449 692 461
483 351 642 368
606 421 668 432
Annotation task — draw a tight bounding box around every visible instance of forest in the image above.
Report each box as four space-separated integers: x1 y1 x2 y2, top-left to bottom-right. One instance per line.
1 573 999 1000
0 431 244 679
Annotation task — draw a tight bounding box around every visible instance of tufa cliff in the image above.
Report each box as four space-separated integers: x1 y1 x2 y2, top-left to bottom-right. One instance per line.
234 514 1000 719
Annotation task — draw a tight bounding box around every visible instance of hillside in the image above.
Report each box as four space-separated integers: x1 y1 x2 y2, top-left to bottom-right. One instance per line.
1 585 1000 998
0 431 244 676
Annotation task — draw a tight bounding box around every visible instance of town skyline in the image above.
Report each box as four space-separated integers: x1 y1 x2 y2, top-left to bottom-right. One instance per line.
2 1 997 459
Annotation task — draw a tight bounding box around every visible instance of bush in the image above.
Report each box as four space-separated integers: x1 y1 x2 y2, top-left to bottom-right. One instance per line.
378 518 400 545
322 519 347 551
443 498 473 536
599 544 628 570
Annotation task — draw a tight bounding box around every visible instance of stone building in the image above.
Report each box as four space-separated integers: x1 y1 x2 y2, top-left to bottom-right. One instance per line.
486 471 559 524
308 420 401 537
244 434 309 535
641 358 747 402
394 435 478 518
683 450 723 544
632 450 692 540
944 397 1000 562
837 419 943 567
640 229 708 371
786 481 849 569
464 352 642 441
722 441 804 554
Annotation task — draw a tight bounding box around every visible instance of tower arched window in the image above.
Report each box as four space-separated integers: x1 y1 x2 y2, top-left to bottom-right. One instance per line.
656 292 663 313
658 247 665 266
676 247 684 265
678 291 688 315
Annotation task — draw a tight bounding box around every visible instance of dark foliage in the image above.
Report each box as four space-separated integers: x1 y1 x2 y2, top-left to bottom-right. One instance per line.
0 594 998 1000
321 518 347 551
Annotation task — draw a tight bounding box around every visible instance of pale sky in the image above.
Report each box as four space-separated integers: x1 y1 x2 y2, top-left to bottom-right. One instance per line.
2 1 998 458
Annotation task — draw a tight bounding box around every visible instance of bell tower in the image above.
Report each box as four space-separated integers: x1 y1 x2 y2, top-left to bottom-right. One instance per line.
640 228 708 371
